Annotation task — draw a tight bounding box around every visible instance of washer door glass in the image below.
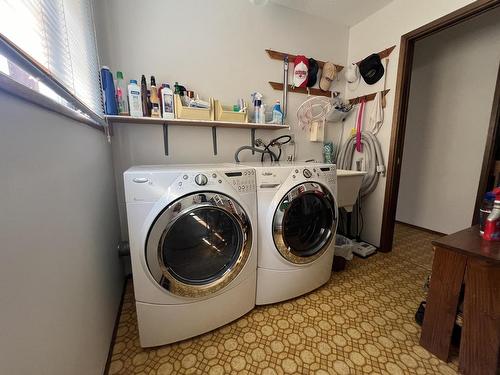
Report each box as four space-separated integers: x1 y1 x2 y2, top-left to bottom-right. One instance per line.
160 206 241 285
273 182 336 264
146 192 252 297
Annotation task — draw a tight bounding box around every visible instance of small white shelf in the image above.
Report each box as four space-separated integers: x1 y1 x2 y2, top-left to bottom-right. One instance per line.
104 115 290 157
104 115 290 130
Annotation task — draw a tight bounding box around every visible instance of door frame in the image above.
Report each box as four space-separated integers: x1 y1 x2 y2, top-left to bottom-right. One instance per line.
473 63 500 222
379 0 500 252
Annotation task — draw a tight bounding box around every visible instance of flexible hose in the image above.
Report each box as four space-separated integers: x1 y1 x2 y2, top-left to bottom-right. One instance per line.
260 135 292 162
337 131 385 197
234 146 278 163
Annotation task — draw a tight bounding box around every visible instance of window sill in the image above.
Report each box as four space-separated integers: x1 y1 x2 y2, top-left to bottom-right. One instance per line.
0 73 104 132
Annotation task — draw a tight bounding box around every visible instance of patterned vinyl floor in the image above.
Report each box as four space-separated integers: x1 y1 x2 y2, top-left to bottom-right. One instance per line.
108 223 461 375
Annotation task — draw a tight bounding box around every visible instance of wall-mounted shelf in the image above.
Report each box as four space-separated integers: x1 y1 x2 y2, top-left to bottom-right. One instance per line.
105 115 289 157
348 89 390 105
356 45 396 65
105 115 289 130
265 49 344 72
268 81 336 98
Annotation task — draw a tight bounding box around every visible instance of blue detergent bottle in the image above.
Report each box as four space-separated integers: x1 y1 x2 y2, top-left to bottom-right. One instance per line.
272 100 283 124
100 66 118 115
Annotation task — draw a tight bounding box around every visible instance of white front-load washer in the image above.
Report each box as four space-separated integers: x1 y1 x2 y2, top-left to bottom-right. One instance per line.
238 162 337 305
124 164 257 347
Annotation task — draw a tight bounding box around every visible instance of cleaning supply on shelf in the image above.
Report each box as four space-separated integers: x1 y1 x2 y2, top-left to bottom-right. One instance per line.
160 84 174 119
259 103 266 124
115 71 128 115
158 84 167 115
251 92 263 123
272 100 283 124
150 76 161 118
140 75 150 117
127 79 143 117
100 66 118 115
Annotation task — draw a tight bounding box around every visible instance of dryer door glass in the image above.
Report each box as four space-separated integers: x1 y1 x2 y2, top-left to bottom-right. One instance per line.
273 182 336 264
146 192 252 297
160 206 241 284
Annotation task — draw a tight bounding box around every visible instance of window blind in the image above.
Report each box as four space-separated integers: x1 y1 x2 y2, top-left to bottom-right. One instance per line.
0 0 103 121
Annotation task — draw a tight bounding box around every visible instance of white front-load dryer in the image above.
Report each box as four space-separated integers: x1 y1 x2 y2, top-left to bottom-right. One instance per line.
238 162 337 305
124 164 257 347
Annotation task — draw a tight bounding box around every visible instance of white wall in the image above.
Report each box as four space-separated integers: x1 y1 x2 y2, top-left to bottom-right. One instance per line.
93 0 350 239
0 91 123 375
344 0 478 246
396 8 500 234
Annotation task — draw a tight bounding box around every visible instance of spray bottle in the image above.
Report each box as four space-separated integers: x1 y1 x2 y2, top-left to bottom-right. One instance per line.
251 92 263 124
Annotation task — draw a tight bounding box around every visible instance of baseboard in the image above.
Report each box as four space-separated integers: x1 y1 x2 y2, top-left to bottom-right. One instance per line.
396 221 445 237
103 276 130 375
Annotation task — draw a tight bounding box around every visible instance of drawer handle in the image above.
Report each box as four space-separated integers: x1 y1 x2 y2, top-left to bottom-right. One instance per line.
260 183 280 188
133 177 149 183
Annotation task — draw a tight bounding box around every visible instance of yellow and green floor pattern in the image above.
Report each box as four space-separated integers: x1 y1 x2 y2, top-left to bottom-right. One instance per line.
108 223 460 374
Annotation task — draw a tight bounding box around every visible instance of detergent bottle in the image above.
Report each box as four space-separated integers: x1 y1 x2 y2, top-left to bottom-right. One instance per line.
100 66 118 115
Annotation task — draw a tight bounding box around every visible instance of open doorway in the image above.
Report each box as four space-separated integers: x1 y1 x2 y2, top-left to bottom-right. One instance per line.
380 0 500 251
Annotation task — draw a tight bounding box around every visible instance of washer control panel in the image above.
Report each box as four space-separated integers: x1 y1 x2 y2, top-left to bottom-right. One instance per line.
175 169 256 192
225 169 256 192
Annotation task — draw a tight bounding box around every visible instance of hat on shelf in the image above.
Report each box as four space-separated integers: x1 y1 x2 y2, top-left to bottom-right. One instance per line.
293 55 309 88
319 61 336 91
307 58 319 87
359 53 384 85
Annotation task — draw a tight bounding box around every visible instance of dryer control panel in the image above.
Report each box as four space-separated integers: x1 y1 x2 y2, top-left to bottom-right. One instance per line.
290 165 336 186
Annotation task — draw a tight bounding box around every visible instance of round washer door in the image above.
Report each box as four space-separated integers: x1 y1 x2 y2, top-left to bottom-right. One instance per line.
273 182 336 264
146 192 252 298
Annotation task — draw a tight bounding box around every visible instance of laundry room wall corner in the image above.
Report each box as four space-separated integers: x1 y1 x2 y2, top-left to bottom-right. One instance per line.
0 90 123 375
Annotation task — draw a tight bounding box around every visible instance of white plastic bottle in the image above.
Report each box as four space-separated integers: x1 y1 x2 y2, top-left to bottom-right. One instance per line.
259 103 266 124
161 84 175 119
127 79 143 117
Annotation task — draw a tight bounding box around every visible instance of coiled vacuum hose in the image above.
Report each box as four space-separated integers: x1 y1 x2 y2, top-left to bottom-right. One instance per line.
234 146 278 163
337 131 385 197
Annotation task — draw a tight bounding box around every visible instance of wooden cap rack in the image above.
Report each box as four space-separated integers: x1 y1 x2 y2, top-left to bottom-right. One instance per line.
265 49 344 72
266 45 395 100
348 89 390 105
268 81 336 98
356 45 396 65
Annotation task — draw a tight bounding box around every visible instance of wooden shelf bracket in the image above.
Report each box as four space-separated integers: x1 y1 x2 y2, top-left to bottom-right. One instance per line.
348 89 390 105
269 81 337 98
